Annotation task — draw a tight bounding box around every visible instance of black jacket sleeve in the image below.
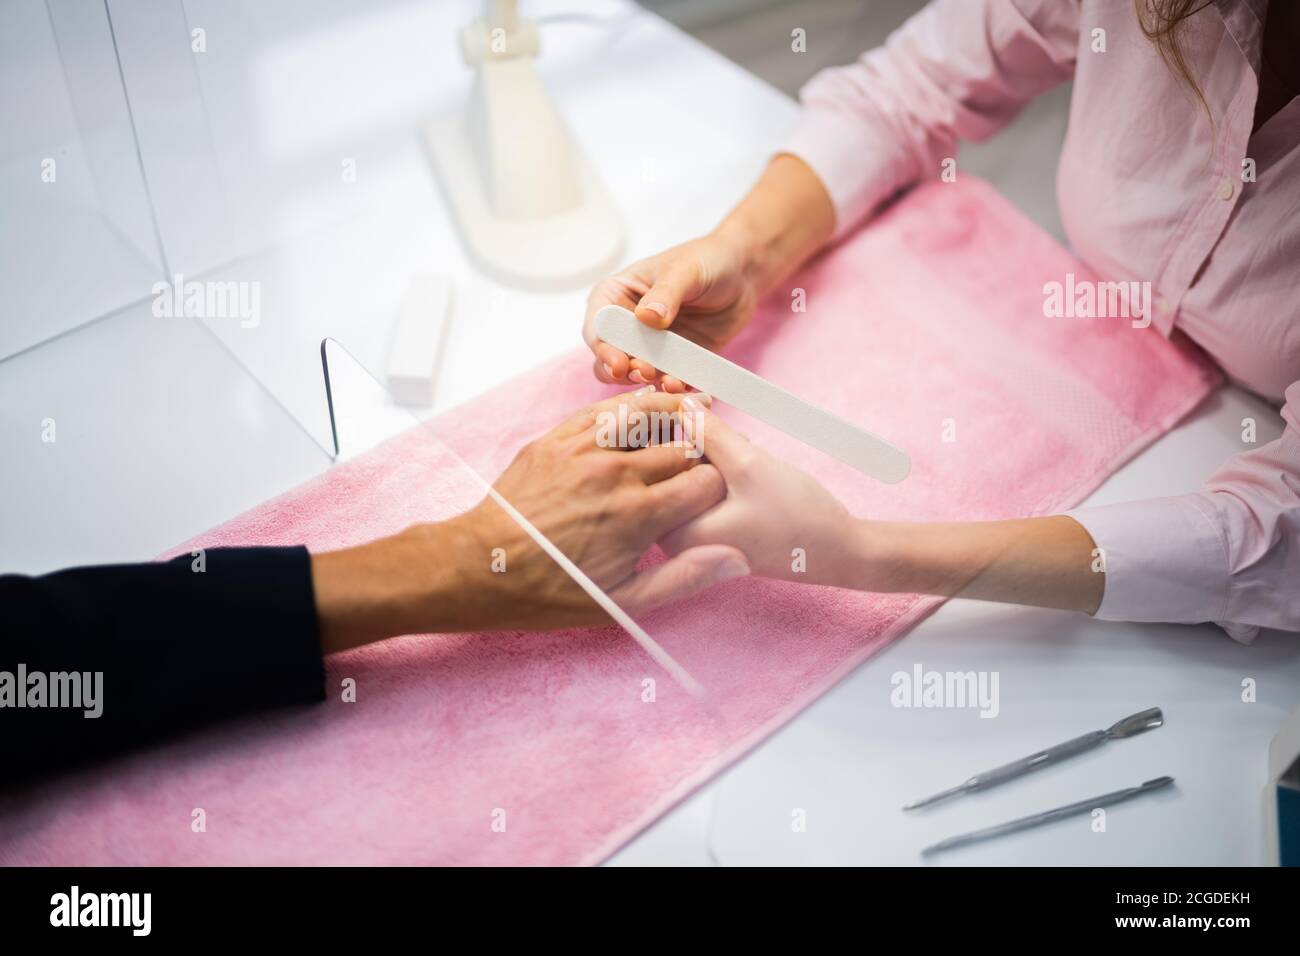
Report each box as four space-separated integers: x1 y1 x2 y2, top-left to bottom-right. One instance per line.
0 546 325 784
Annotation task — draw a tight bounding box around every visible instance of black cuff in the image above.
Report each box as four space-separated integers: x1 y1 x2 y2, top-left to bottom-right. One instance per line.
1 546 326 783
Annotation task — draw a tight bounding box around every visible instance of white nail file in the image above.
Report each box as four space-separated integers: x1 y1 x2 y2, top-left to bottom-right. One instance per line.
595 305 910 483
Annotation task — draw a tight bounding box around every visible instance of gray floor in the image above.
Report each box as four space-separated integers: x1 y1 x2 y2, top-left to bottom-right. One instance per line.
646 0 1071 241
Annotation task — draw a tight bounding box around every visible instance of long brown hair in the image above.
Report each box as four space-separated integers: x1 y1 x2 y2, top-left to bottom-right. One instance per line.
1135 0 1215 120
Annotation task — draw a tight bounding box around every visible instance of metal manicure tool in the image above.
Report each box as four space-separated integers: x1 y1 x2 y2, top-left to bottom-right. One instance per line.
903 706 1165 811
921 776 1175 856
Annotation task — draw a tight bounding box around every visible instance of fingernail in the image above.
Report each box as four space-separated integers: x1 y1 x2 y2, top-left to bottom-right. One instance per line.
692 392 712 406
680 398 703 443
601 363 613 378
628 369 646 385
712 556 750 584
632 384 655 396
640 300 668 319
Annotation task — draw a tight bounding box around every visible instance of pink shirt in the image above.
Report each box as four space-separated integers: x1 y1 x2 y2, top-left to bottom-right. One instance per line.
782 0 1299 638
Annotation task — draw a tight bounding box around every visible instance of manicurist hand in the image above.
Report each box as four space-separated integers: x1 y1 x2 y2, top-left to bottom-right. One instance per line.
583 233 760 393
312 389 751 651
584 154 837 393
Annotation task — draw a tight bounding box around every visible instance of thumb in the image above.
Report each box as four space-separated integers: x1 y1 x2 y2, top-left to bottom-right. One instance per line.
610 545 750 616
636 260 702 330
680 400 753 474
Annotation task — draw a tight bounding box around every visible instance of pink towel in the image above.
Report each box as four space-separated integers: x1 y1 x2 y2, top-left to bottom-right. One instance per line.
0 179 1217 865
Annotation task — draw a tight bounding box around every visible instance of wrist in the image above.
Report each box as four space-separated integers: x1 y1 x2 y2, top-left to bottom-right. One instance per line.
312 519 483 654
836 518 938 594
712 154 835 296
390 513 511 634
710 217 774 296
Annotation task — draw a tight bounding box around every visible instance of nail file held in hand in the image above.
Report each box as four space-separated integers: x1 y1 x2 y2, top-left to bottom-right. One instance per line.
595 306 910 483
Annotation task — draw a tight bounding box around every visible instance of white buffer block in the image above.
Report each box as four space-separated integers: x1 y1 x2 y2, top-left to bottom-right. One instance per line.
386 275 451 408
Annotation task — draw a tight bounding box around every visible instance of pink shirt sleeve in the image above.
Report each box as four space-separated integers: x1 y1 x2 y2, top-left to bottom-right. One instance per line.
1067 383 1300 640
781 0 1078 237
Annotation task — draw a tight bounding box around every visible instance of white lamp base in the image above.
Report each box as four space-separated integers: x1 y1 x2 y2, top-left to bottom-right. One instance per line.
426 6 624 292
426 115 623 291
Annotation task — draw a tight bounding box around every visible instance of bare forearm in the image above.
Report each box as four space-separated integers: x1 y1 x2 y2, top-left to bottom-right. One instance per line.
311 389 734 655
310 520 489 654
715 153 836 296
848 515 1105 614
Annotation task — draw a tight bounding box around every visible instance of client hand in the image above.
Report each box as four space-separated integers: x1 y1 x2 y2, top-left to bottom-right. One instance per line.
313 388 751 650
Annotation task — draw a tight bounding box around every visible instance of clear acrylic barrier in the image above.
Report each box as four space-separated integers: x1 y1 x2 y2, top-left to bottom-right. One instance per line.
0 0 164 359
320 335 716 699
97 0 769 453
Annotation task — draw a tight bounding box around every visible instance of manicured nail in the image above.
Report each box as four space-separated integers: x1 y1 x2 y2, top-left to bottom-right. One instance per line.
628 369 646 385
712 556 750 584
632 384 655 396
601 363 613 378
639 300 668 319
692 392 712 406
680 396 704 444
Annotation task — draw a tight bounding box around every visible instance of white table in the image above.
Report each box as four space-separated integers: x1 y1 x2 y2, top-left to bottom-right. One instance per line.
1 0 1295 866
614 384 1300 866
